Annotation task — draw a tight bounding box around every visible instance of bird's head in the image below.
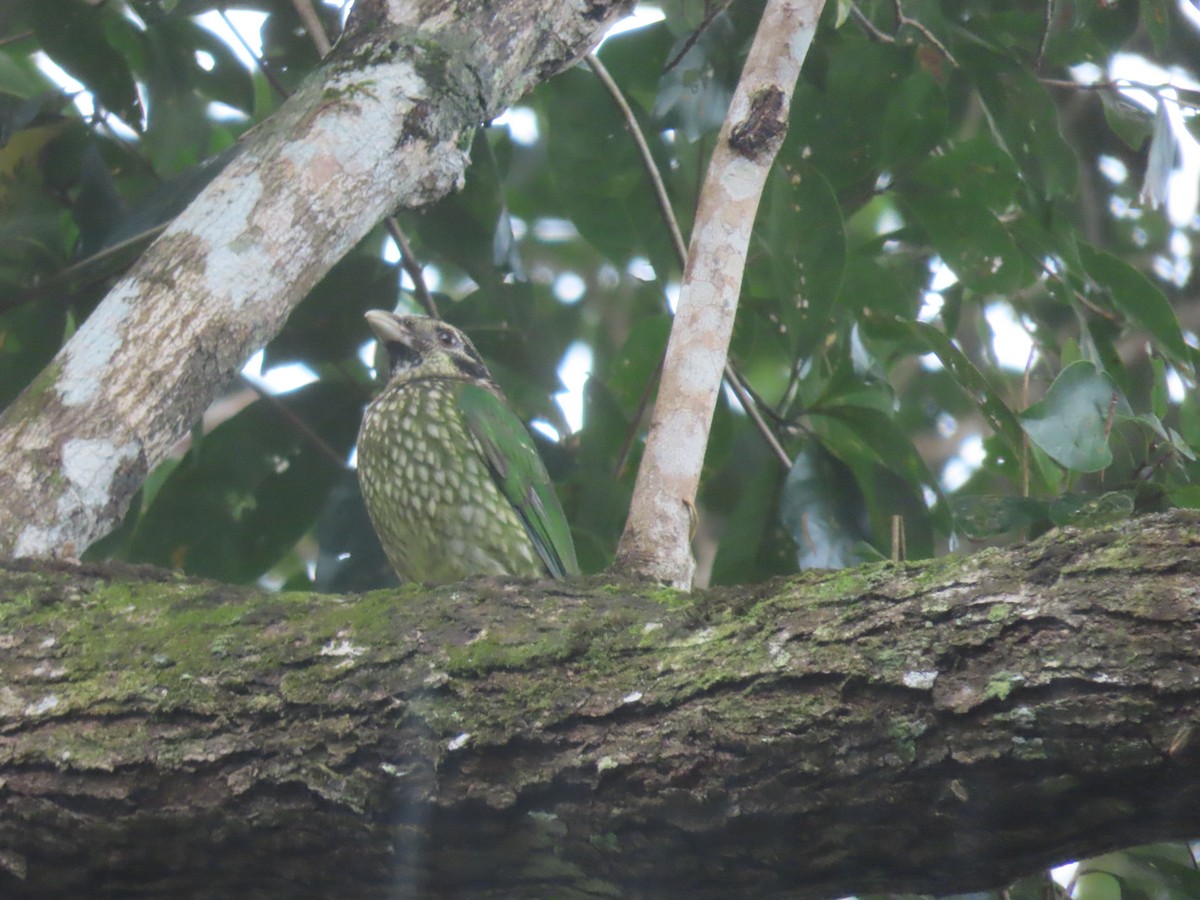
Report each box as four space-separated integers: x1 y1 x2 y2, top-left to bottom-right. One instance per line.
364 311 492 386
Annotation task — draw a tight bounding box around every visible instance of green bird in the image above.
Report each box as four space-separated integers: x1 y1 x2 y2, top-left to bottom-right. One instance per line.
356 311 579 583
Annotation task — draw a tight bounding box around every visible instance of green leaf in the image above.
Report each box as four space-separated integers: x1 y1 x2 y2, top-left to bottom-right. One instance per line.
910 136 1022 212
1078 241 1192 372
122 381 360 582
266 253 401 368
1071 871 1122 900
259 4 323 94
568 377 635 572
1168 484 1200 509
837 245 924 321
786 38 913 192
780 441 872 570
605 314 670 414
25 0 142 129
708 446 788 585
1076 844 1200 900
73 142 123 258
879 69 950 167
0 301 66 411
189 22 255 114
861 314 1030 468
962 46 1077 198
313 471 398 592
1101 90 1155 151
1020 361 1131 473
544 67 677 280
815 404 945 508
808 409 940 556
897 138 1031 292
448 282 580 431
1139 0 1171 55
652 13 736 142
750 164 846 357
408 129 515 292
952 495 1047 539
899 187 1031 292
594 20 674 113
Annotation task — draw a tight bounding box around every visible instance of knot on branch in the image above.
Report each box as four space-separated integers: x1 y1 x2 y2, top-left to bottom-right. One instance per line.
728 86 787 158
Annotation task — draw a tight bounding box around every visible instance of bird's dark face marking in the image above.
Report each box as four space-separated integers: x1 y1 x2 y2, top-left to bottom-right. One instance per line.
385 339 420 377
365 310 494 386
441 327 490 381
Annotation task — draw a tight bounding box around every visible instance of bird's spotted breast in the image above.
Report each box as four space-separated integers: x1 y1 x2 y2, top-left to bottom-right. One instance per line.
357 379 542 582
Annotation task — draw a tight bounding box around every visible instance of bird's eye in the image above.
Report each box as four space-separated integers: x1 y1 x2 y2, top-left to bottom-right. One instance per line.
436 328 458 348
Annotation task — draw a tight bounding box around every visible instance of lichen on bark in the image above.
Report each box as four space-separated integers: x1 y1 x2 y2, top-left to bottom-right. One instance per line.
2 511 1199 898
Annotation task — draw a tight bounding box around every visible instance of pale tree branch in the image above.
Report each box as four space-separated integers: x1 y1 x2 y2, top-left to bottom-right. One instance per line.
605 86 786 480
615 0 825 587
585 52 792 472
290 0 334 57
0 0 636 560
234 1 440 319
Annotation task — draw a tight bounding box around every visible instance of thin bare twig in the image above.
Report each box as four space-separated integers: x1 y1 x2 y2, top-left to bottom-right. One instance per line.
849 0 957 67
1036 0 1054 70
722 366 792 467
1041 78 1200 111
662 0 737 74
585 54 687 262
891 514 906 562
220 8 289 99
847 2 896 44
238 374 350 471
384 217 440 318
290 0 333 57
0 30 33 48
892 0 958 67
586 51 792 470
0 222 169 316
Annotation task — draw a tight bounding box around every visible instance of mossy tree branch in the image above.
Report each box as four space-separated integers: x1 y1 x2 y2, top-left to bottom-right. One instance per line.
2 510 1199 898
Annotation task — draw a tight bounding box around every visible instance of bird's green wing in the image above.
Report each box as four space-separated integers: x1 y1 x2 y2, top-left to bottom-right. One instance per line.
457 383 579 578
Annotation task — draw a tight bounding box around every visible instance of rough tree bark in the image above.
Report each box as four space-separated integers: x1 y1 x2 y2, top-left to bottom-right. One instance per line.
0 0 634 560
2 510 1198 898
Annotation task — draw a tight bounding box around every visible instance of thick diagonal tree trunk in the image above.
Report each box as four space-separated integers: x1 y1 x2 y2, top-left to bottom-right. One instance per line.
2 511 1198 898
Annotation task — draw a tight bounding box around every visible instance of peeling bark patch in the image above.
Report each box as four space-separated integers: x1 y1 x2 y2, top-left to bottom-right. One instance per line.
61 439 140 509
15 439 141 557
59 283 137 406
728 86 787 158
205 242 278 313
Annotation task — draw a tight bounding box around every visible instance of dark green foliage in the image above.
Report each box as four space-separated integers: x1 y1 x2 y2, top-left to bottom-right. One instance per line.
95 380 363 581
